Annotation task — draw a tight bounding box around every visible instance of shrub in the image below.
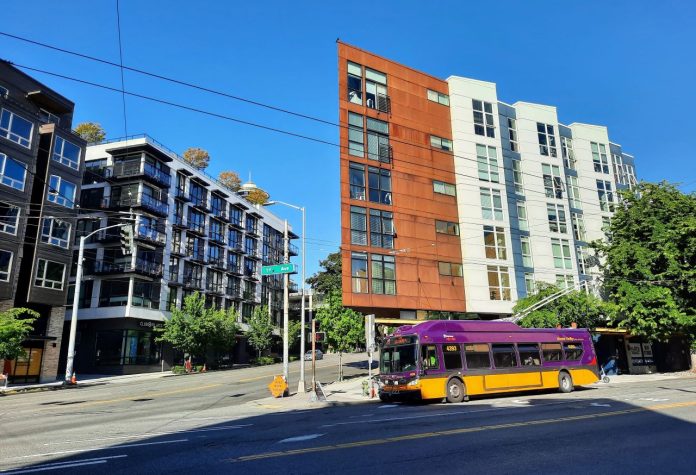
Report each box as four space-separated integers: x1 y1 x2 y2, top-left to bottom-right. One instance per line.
252 356 275 366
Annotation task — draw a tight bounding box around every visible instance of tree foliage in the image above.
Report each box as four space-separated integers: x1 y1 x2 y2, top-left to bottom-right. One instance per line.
592 182 696 341
182 147 210 169
156 293 238 361
218 171 242 191
246 305 274 357
315 290 364 380
307 251 342 295
0 308 40 361
515 282 608 330
246 187 269 205
74 122 106 143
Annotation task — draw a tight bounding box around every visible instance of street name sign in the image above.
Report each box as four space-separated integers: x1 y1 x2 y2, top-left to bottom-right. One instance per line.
261 263 297 275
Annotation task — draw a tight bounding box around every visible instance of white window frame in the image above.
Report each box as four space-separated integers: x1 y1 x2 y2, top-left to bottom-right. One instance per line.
520 236 533 268
512 159 523 194
591 142 610 173
484 225 507 260
572 212 586 241
517 201 529 231
0 249 13 282
427 89 450 106
576 246 588 275
41 217 72 249
0 108 34 148
473 99 495 138
487 265 511 301
524 272 535 296
567 176 582 209
47 175 76 209
547 203 568 233
476 144 499 183
433 180 456 197
597 180 615 212
436 220 460 236
556 274 574 289
537 122 557 157
52 136 81 170
34 258 66 290
508 118 518 152
551 238 573 270
0 153 26 191
542 163 564 199
561 136 575 169
0 202 20 235
480 187 503 221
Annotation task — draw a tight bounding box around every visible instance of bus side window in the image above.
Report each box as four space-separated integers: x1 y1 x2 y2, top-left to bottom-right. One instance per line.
542 343 563 362
562 342 584 361
464 344 491 369
443 344 463 370
518 343 541 366
422 345 440 370
492 344 518 368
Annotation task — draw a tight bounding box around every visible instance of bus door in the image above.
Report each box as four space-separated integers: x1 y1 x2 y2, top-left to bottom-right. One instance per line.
420 344 446 399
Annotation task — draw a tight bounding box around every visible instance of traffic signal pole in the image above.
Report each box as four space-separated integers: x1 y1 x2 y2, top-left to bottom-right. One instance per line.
64 221 134 384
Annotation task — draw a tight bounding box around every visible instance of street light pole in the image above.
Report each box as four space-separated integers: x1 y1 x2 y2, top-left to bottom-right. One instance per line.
282 219 290 391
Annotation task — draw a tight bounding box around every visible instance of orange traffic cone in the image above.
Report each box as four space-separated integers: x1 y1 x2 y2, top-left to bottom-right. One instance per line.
70 373 77 384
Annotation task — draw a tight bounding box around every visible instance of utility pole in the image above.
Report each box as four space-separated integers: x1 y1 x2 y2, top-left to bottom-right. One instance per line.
65 220 134 384
298 206 306 393
282 219 289 393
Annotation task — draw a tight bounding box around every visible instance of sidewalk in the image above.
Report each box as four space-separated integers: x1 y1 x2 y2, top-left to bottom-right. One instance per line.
591 370 695 386
0 371 174 395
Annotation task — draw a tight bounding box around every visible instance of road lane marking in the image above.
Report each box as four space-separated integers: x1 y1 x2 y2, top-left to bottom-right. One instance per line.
3 439 188 462
279 434 325 443
41 424 252 445
0 456 128 474
234 399 696 462
590 403 612 407
377 405 398 409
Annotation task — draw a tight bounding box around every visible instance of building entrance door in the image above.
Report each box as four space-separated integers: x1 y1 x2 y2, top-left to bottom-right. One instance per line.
9 343 43 383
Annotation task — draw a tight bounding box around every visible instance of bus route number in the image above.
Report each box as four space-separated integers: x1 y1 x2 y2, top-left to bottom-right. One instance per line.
445 345 458 352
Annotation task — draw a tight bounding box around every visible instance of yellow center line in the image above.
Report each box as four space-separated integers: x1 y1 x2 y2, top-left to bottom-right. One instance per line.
232 400 696 462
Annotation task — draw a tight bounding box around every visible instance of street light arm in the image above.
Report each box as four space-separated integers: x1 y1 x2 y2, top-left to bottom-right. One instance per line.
82 220 135 240
265 200 304 212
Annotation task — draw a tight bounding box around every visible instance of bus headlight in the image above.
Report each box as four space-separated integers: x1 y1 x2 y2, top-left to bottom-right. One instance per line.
407 379 419 387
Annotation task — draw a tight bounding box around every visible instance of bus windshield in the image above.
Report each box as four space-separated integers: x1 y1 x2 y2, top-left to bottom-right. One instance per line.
380 344 418 374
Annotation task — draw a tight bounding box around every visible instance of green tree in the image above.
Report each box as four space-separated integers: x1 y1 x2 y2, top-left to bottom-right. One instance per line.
515 282 608 329
288 319 302 349
218 171 242 191
307 251 342 295
0 308 40 361
592 182 696 341
246 305 274 358
182 147 210 169
156 293 238 365
74 122 106 143
315 290 364 380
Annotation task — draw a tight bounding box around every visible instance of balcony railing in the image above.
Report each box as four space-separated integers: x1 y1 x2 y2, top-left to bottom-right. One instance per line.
186 247 206 262
170 243 186 256
172 215 186 228
209 233 225 245
110 193 169 217
174 188 190 201
226 261 242 275
242 290 256 301
288 281 299 293
229 216 243 229
168 266 179 282
112 160 172 188
186 220 206 235
226 285 241 299
190 196 209 211
230 242 246 254
94 259 163 278
135 224 166 246
183 276 202 289
208 257 225 269
206 282 225 294
211 207 227 221
288 242 299 256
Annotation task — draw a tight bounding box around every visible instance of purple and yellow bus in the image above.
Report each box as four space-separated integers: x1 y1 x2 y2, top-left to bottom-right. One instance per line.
378 320 599 403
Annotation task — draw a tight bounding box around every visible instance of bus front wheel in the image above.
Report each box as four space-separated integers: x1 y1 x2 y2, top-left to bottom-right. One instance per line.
379 392 392 403
446 378 467 403
558 371 574 393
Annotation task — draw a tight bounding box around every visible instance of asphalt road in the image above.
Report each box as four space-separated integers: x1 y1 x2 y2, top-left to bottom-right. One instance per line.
2 368 696 474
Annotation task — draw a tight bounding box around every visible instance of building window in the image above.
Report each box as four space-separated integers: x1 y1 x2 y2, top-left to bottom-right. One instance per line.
591 142 610 173
41 218 71 248
556 274 574 289
512 159 524 194
347 61 363 105
368 167 391 204
34 258 65 290
476 144 499 182
551 238 573 270
369 209 394 249
547 203 568 233
0 202 19 235
433 180 456 197
47 175 76 208
350 206 367 245
349 162 366 200
0 249 12 281
365 67 389 112
537 122 557 157
52 136 81 170
39 108 60 125
597 180 615 212
561 136 575 169
572 213 586 241
508 118 518 152
524 272 535 295
576 246 588 275
229 206 243 227
436 220 459 236
480 188 503 221
0 153 26 191
0 108 33 148
371 254 396 295
427 89 449 106
520 236 533 268
542 164 563 198
602 216 612 233
484 226 507 260
567 176 582 209
348 112 364 157
430 135 453 151
517 201 529 231
366 117 391 163
438 262 463 277
351 252 368 293
487 265 510 300
473 99 495 137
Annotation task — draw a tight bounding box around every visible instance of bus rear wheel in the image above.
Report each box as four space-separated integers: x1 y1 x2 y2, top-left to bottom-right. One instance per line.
558 371 574 393
379 392 392 403
446 378 466 403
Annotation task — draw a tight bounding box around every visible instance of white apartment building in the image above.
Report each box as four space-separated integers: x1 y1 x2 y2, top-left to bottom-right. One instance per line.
448 77 637 318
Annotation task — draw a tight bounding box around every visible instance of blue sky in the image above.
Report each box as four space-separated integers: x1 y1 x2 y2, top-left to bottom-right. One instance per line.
2 1 694 277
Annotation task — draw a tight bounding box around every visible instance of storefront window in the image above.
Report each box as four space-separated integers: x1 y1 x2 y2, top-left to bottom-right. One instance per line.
95 329 161 365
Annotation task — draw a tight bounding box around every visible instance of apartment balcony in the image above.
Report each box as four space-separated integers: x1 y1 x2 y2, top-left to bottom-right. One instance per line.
112 160 172 188
243 269 260 281
208 256 226 270
206 281 225 295
190 196 209 212
82 166 110 185
108 193 169 218
186 246 206 263
211 208 228 222
288 281 299 293
246 248 261 260
182 276 203 289
230 242 246 255
168 267 181 285
229 217 244 230
242 290 256 301
226 285 242 300
288 242 299 256
174 188 190 202
170 244 186 257
186 221 206 236
225 262 242 275
208 233 225 246
94 259 163 278
135 224 166 247
246 226 260 237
